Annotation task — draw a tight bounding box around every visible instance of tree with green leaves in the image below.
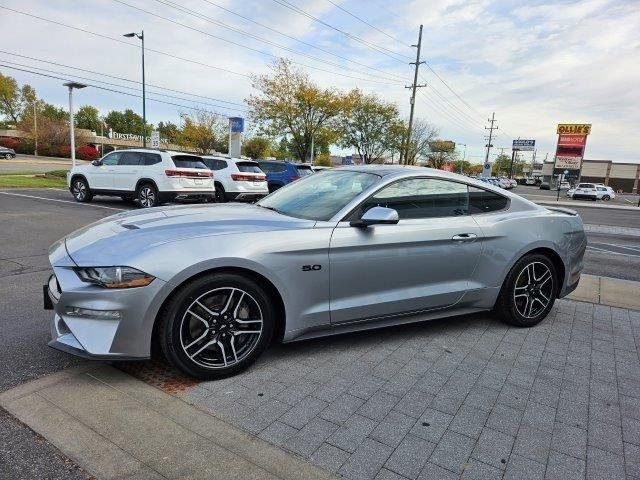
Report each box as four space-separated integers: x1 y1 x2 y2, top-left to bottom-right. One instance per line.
247 59 345 162
242 136 271 159
157 121 181 144
75 105 103 133
427 140 457 169
104 109 151 136
178 110 226 154
492 153 524 176
338 89 400 164
0 72 36 123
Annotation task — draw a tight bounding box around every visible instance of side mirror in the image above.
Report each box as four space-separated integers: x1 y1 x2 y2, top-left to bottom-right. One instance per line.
350 206 399 228
92 159 103 166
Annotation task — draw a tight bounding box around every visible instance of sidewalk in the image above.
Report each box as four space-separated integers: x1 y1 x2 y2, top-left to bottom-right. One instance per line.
0 364 336 480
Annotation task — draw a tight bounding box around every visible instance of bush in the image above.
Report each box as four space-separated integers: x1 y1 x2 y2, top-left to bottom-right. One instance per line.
0 137 20 150
76 144 100 161
56 146 71 158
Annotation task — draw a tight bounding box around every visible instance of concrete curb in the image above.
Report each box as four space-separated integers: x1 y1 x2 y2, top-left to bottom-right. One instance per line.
0 365 337 480
567 274 640 310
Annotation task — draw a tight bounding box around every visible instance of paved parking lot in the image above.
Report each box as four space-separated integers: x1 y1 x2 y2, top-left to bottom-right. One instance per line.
169 300 640 480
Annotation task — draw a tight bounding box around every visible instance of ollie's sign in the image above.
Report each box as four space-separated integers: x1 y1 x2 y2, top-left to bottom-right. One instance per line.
553 124 590 172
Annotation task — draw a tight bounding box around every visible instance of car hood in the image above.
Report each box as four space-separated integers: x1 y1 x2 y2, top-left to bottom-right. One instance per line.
61 203 314 266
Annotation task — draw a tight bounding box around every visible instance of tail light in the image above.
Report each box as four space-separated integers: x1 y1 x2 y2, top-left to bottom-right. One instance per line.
231 173 267 181
165 169 213 178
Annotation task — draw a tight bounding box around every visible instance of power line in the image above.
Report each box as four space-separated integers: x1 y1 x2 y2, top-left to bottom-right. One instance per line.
146 0 406 84
112 0 404 86
192 0 406 82
269 0 410 63
322 0 410 48
417 90 484 137
0 50 246 108
0 4 250 79
0 64 235 118
1 60 247 114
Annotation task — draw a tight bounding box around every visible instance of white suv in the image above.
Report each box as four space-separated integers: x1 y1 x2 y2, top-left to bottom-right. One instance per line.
68 149 215 208
201 156 268 202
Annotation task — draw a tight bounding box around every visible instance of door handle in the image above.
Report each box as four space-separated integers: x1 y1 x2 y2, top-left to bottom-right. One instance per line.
452 233 477 242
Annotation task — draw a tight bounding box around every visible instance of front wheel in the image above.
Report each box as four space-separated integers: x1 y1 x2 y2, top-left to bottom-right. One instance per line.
494 253 557 327
158 273 275 379
4 153 11 159
602 194 610 201
71 177 93 203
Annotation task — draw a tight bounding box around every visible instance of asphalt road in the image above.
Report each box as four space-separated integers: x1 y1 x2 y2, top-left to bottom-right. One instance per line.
517 184 640 206
0 187 639 478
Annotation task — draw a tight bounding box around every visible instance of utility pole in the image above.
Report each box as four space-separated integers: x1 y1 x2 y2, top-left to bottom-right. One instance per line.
482 112 498 177
404 24 426 164
33 100 38 156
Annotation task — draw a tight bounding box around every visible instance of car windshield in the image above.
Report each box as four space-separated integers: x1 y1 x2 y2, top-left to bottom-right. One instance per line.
257 170 380 221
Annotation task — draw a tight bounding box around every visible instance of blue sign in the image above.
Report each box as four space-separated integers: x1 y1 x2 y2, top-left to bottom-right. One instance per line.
512 139 535 151
484 163 491 169
229 117 244 133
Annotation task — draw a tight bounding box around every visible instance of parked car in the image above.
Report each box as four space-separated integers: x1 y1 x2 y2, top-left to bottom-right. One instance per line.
559 181 570 190
0 146 16 159
525 178 536 186
572 183 598 200
45 166 586 379
539 181 550 190
68 149 215 208
312 165 332 172
257 160 305 192
595 185 615 201
201 156 268 202
566 187 575 197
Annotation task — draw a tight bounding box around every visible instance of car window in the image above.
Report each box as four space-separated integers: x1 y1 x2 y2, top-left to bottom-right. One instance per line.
296 165 314 176
257 170 380 221
171 155 207 169
143 153 162 165
578 183 593 188
260 162 286 173
118 151 142 166
202 158 226 170
468 186 509 213
101 152 121 166
597 187 606 191
236 161 262 173
357 178 469 219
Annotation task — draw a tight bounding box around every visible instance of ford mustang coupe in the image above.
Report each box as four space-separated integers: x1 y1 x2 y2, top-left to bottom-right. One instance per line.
44 166 586 379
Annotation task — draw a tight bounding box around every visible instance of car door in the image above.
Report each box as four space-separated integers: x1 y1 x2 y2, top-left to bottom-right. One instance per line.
113 151 143 191
329 177 483 324
89 151 120 189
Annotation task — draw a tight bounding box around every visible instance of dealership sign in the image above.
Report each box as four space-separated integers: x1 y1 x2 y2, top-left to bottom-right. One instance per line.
512 139 535 151
553 124 590 172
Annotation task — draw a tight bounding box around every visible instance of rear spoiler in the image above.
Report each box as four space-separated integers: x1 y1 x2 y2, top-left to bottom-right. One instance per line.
546 206 578 216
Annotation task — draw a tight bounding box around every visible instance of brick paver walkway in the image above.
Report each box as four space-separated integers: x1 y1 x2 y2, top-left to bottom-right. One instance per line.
182 300 640 480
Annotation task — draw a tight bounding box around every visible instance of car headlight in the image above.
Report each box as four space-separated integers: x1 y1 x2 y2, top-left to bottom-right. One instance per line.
74 267 155 288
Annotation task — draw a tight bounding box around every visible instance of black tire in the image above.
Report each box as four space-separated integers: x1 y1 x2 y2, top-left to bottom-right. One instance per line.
494 253 557 327
70 177 93 203
602 194 610 201
136 183 159 208
4 153 11 160
158 273 275 379
214 183 227 203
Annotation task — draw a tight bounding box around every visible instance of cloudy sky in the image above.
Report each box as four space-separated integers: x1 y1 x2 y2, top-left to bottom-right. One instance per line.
1 0 639 163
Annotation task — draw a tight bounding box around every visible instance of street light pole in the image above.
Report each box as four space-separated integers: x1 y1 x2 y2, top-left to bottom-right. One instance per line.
63 82 87 167
33 100 38 156
459 143 467 174
124 30 146 147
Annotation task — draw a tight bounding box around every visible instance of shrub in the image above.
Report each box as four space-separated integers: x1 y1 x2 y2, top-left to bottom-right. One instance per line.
76 144 100 161
0 137 20 150
56 146 71 158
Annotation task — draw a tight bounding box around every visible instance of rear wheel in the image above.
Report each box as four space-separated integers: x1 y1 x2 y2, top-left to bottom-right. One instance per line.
214 183 227 203
158 273 275 379
602 194 610 201
136 183 158 208
71 177 93 203
4 153 11 159
495 253 557 327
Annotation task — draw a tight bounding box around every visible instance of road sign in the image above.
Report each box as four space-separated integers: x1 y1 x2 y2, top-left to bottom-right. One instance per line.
229 117 244 133
150 130 160 149
512 139 535 151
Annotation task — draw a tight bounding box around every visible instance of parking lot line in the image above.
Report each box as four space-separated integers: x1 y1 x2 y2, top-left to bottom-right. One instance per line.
0 191 126 212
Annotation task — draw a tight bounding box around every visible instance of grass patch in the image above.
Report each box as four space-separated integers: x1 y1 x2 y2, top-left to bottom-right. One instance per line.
0 171 68 188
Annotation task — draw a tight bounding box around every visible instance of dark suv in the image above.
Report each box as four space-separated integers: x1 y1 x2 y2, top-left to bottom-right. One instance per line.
0 147 16 159
258 161 312 192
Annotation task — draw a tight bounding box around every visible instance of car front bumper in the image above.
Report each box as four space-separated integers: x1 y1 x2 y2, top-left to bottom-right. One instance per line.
44 258 166 360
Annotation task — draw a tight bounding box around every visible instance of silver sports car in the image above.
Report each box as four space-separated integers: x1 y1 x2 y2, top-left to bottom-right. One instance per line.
44 166 586 379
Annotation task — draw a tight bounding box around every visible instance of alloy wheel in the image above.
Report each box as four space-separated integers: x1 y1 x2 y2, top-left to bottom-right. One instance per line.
72 180 86 201
179 287 263 369
513 261 554 318
139 186 155 207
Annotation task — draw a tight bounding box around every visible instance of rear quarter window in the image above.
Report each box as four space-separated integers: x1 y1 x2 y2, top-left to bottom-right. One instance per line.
468 186 509 214
171 155 207 169
296 165 314 176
